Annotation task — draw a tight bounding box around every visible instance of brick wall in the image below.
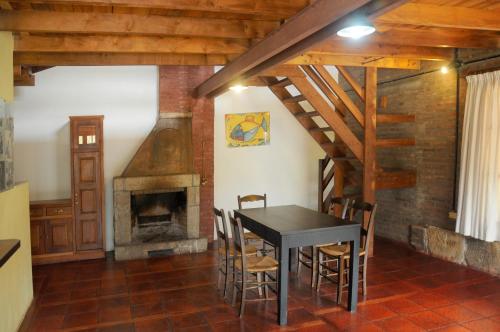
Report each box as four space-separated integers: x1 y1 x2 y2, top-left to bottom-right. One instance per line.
159 66 215 241
340 49 499 244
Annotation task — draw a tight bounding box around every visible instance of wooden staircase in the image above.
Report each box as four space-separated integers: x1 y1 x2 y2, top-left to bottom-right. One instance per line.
260 65 416 218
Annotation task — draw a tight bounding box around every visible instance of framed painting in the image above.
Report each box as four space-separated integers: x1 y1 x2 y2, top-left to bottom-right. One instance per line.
225 112 270 147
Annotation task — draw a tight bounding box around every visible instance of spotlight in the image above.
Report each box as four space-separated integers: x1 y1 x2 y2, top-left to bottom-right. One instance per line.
229 84 248 93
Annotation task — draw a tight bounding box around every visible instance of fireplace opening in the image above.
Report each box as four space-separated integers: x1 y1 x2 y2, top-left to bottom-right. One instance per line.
130 189 187 243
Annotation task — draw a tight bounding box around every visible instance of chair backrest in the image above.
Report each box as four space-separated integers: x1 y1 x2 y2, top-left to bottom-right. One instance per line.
213 207 230 253
349 201 377 253
228 212 247 268
328 197 350 219
237 194 267 209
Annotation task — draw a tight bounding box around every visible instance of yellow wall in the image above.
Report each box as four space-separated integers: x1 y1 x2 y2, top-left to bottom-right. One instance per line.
0 183 33 332
0 31 14 102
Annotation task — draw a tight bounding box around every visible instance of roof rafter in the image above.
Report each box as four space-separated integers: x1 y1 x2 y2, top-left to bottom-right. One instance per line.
195 0 410 97
5 0 309 18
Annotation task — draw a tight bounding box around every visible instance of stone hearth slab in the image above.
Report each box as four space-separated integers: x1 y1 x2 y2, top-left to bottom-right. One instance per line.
114 237 207 261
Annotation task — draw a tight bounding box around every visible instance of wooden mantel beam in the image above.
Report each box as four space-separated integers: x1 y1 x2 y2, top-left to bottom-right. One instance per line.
5 0 309 18
0 10 279 39
377 3 500 31
194 0 410 97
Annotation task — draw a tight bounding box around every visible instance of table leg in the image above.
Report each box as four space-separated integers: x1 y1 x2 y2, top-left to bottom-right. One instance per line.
347 238 359 312
278 244 289 325
289 248 297 272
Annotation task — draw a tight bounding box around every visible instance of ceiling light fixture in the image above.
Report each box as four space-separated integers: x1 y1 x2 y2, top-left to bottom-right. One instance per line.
229 84 248 93
440 65 449 74
337 24 376 39
337 16 376 39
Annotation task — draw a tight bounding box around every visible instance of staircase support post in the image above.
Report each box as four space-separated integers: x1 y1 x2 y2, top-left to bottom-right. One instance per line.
364 67 377 257
333 164 345 217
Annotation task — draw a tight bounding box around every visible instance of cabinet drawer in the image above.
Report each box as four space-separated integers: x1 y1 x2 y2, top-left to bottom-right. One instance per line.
30 207 44 218
46 207 72 217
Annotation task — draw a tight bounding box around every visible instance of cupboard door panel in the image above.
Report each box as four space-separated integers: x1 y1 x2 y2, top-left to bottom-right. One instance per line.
46 219 73 253
30 220 45 255
71 117 103 152
73 151 103 251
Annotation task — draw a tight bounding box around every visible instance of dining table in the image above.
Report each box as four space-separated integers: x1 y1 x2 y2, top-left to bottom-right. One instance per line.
234 205 361 326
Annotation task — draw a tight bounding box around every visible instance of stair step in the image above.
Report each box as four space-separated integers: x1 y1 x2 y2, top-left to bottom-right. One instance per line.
376 169 416 190
283 95 306 103
376 138 415 148
271 78 292 88
296 111 320 118
377 114 415 124
309 127 333 133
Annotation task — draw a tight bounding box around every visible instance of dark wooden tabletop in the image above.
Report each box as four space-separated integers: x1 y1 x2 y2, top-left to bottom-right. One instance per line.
0 239 20 268
235 205 358 235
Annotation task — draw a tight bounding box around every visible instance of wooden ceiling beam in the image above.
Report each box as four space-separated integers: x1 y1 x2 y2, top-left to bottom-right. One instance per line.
377 3 500 31
371 28 500 49
6 0 309 18
0 10 279 39
14 66 35 86
14 52 234 66
14 34 250 54
194 0 410 97
287 54 420 69
311 41 453 61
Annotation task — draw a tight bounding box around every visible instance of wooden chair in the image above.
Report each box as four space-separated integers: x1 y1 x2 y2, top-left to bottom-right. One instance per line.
229 212 278 318
297 197 350 288
213 207 257 297
237 194 267 242
316 201 377 304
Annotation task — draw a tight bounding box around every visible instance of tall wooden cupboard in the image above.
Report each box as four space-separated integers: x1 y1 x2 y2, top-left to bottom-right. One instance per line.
29 116 105 265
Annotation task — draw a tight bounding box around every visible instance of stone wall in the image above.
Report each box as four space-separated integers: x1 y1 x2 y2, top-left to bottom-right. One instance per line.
159 66 214 241
0 100 14 192
340 49 500 244
411 225 500 276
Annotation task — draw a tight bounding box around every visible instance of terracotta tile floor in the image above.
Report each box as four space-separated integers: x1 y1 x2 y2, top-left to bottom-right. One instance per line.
27 238 500 331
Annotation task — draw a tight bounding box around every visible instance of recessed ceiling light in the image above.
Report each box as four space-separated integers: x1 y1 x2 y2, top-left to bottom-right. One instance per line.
229 84 248 93
337 25 376 39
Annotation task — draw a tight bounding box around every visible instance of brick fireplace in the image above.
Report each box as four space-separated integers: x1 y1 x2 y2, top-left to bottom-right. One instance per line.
113 66 214 260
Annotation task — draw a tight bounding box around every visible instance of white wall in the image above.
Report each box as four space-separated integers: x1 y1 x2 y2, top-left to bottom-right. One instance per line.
214 86 325 215
10 66 158 250
10 66 326 250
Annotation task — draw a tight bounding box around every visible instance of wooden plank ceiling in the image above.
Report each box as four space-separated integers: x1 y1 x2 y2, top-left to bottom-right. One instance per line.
1 0 499 84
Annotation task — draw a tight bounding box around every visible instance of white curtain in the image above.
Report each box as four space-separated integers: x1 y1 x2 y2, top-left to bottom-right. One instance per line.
456 70 500 242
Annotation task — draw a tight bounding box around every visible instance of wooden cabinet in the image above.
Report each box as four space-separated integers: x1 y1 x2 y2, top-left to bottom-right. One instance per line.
29 116 105 265
29 200 73 257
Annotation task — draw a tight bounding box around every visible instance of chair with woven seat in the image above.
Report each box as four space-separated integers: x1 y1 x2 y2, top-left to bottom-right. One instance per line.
213 207 257 297
229 212 278 318
297 197 351 288
237 194 267 242
316 201 377 304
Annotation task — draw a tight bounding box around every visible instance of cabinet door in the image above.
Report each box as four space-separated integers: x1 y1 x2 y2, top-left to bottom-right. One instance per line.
73 151 103 250
30 220 46 255
46 219 73 253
